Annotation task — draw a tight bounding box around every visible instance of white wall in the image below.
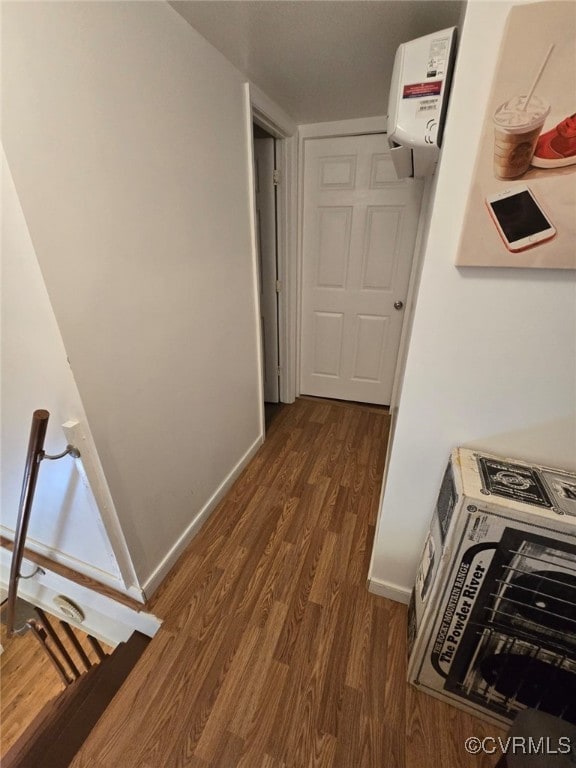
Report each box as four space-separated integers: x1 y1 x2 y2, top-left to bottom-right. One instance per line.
2 2 263 592
1 153 138 593
369 0 576 601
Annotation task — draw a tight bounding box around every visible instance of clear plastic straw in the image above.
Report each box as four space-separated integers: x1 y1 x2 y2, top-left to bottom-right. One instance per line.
521 43 555 110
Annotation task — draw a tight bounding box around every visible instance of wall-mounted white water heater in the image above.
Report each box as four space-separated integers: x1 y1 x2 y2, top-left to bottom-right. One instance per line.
387 27 457 178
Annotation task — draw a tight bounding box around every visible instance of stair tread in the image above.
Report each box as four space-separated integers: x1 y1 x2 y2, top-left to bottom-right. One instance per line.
2 631 150 768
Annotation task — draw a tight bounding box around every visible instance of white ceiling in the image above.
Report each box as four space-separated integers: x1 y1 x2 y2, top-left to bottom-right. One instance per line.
170 1 464 124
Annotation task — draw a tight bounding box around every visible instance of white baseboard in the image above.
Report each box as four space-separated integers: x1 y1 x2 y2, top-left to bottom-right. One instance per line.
368 576 411 605
142 434 264 597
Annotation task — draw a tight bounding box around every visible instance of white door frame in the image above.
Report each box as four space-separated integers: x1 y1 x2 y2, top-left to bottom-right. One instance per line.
297 116 431 412
245 83 298 407
253 136 280 402
243 101 432 413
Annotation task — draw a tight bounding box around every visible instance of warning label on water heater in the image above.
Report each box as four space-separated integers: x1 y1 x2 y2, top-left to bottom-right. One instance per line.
402 81 443 99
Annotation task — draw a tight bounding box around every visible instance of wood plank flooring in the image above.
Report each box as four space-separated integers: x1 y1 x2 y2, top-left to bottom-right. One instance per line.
61 398 502 765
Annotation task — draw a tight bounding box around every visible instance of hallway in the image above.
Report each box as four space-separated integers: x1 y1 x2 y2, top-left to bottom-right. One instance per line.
68 397 502 767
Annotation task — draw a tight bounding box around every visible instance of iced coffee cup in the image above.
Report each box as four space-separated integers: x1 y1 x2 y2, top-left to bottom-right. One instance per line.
493 95 550 179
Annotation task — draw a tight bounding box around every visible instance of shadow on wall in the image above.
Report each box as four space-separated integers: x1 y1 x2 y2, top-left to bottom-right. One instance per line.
464 416 576 473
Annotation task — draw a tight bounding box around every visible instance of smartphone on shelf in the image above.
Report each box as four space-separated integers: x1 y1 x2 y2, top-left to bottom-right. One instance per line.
485 185 556 252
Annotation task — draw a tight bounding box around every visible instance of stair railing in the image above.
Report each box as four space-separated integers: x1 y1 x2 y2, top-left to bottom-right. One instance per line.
30 607 107 686
6 409 80 637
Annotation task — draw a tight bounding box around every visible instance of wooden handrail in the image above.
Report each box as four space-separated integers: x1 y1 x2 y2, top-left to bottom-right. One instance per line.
6 410 50 637
0 537 147 612
5 410 80 637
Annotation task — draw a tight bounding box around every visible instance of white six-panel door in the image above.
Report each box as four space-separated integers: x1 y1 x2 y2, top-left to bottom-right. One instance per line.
300 134 424 405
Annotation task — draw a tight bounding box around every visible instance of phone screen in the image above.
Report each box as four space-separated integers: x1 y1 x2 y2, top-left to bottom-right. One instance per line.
489 190 552 242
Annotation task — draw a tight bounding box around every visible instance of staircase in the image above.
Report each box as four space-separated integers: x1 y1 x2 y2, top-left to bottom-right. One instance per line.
2 624 149 768
1 411 151 766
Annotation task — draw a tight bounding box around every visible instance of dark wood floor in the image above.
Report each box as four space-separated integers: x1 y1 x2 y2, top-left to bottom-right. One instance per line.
56 397 502 767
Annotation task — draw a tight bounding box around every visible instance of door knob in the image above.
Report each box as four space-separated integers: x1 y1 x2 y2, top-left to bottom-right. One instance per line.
394 300 404 310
